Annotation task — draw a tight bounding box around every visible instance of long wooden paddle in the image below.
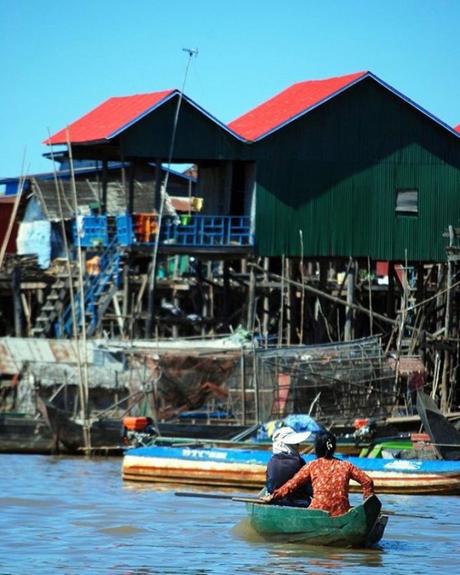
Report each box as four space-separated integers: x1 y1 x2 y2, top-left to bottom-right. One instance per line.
174 491 434 518
175 491 266 504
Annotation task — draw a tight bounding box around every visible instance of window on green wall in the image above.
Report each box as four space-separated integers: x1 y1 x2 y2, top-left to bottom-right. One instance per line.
396 189 418 216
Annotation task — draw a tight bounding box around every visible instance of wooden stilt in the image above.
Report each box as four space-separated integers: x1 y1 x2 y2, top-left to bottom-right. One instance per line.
367 257 373 336
20 293 31 336
223 261 230 327
12 266 22 337
208 261 215 336
154 159 162 212
285 257 292 346
128 162 135 214
112 293 125 337
344 261 355 341
247 263 256 333
278 255 285 346
101 159 108 212
240 349 246 425
299 233 306 344
262 257 270 347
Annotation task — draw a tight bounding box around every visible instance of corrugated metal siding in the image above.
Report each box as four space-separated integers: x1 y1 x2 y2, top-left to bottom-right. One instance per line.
253 79 460 261
121 98 245 161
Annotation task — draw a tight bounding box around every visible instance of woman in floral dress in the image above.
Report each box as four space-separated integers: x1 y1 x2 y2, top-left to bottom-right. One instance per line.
263 431 374 516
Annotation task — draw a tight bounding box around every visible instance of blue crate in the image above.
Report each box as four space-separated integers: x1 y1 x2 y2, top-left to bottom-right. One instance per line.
72 215 109 247
116 213 135 246
160 215 253 247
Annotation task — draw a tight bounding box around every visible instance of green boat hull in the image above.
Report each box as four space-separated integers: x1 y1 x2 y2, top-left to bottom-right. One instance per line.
246 495 387 547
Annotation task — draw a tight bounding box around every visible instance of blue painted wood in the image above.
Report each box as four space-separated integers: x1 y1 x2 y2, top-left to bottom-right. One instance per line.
125 444 460 474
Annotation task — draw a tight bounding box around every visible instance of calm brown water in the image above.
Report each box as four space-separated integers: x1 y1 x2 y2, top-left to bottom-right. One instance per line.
0 454 459 574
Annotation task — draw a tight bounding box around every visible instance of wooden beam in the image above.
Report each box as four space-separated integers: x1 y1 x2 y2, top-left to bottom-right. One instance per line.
250 262 398 328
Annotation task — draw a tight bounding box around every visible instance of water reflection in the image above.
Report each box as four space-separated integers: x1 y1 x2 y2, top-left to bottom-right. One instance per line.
232 509 387 575
234 519 384 574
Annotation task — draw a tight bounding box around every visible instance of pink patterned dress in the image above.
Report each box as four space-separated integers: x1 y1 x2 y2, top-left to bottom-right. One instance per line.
272 457 374 517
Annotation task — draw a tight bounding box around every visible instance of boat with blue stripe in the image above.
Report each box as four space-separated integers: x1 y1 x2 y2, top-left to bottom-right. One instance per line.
122 445 460 494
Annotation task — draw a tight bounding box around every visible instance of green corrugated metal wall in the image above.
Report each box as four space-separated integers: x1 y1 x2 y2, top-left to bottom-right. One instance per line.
120 97 244 161
253 79 460 261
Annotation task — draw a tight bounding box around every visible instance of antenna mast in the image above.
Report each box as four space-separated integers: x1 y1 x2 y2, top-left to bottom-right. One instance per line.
145 47 198 338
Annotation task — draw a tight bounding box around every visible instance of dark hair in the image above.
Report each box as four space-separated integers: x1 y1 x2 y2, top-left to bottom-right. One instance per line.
315 432 336 459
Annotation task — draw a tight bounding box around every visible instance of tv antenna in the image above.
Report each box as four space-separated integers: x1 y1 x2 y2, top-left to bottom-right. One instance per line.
182 47 199 58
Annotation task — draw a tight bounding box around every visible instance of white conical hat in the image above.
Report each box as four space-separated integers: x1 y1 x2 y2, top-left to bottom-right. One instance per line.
272 426 312 445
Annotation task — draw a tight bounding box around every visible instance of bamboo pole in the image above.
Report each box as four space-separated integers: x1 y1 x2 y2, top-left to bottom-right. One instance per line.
278 255 285 346
367 257 374 336
145 49 197 338
344 259 355 341
47 134 88 454
441 225 454 412
66 130 91 452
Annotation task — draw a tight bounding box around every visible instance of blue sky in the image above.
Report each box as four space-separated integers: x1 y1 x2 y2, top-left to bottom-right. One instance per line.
1 0 459 178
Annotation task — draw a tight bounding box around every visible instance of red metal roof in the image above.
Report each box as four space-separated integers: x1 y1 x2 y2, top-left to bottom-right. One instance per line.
455 124 460 133
45 90 176 145
228 71 368 141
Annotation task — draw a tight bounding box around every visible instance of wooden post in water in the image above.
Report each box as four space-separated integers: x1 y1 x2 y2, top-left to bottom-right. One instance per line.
252 348 260 424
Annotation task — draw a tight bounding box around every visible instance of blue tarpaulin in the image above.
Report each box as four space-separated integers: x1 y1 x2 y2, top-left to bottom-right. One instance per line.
256 414 325 441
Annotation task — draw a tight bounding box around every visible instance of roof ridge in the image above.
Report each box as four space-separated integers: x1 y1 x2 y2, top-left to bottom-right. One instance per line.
290 70 369 87
228 70 369 141
109 89 177 100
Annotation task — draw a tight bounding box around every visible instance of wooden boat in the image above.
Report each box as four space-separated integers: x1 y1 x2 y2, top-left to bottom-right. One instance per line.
37 399 255 454
122 444 460 494
245 494 387 547
359 433 438 460
416 391 460 460
37 400 123 453
0 413 57 454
